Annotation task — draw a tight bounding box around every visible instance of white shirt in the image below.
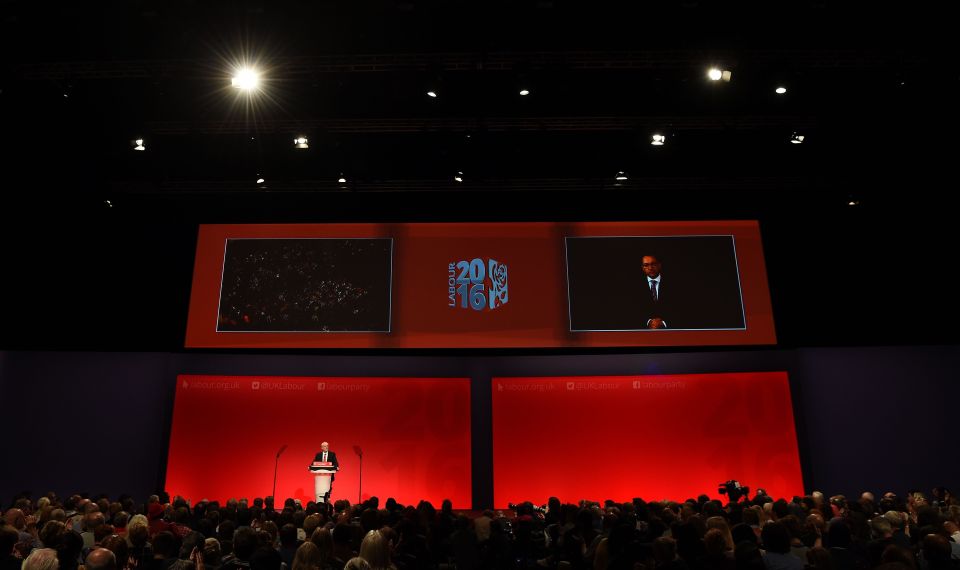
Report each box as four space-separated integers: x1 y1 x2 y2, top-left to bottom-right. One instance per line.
646 275 661 298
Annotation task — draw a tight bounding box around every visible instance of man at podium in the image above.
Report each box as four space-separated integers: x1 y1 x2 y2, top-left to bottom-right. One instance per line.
310 441 340 502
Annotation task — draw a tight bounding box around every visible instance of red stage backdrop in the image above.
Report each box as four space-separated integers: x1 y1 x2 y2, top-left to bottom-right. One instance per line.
492 373 803 507
185 221 775 348
165 376 472 507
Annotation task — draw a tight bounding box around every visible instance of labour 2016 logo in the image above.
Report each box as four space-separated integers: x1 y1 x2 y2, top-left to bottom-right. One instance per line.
447 258 509 311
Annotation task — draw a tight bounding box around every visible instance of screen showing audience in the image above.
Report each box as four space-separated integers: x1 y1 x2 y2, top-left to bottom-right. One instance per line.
491 373 803 507
166 375 472 507
217 238 392 332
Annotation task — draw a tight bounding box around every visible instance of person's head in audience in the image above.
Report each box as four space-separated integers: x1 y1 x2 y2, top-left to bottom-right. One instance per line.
811 492 825 508
730 523 756 546
377 526 397 555
23 548 60 570
250 547 282 570
127 519 150 549
84 512 105 532
0 525 19 558
652 536 677 565
704 529 729 558
217 520 236 543
309 528 333 562
880 545 917 570
806 547 832 570
57 530 84 570
343 558 371 570
826 519 851 549
706 516 735 551
883 510 906 532
302 514 321 538
203 538 222 567
359 529 392 569
779 515 802 544
736 541 766 570
113 512 129 530
760 521 791 554
233 527 259 561
3 509 25 530
153 531 179 560
102 534 128 567
93 524 115 545
85 548 117 570
279 523 298 549
871 515 893 539
291 541 323 570
921 533 952 564
39 520 66 548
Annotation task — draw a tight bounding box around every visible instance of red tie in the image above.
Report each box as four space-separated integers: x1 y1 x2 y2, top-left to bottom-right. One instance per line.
650 280 658 302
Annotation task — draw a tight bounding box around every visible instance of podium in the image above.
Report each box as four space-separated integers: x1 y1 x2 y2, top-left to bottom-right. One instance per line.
309 461 336 503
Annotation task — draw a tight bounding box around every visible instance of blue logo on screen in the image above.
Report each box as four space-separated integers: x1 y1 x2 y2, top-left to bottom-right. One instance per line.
447 258 509 311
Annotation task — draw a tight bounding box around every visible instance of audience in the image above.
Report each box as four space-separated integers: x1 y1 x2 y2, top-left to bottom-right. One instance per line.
1 487 957 570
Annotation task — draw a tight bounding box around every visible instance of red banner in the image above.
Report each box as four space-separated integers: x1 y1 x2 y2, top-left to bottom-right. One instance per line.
186 221 775 348
492 373 803 506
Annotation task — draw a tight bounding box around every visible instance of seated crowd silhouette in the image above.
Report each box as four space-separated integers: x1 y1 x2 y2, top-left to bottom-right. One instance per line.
2 488 958 570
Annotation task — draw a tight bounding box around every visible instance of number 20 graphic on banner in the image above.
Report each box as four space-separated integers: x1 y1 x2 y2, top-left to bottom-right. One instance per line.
452 258 509 311
455 259 486 310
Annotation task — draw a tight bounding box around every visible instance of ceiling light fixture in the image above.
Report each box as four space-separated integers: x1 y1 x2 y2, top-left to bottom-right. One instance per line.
231 68 261 91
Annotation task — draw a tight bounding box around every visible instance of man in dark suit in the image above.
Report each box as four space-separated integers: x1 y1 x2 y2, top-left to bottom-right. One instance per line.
637 254 692 329
312 441 339 502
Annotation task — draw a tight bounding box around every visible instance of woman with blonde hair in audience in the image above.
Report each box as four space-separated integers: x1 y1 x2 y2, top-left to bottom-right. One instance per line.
358 530 395 570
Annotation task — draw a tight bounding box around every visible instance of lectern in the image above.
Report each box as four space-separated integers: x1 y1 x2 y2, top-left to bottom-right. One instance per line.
309 461 336 503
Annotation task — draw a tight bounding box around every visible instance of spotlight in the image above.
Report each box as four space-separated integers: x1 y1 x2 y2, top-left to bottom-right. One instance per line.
651 134 666 146
231 68 260 90
256 177 265 184
133 138 145 151
294 136 309 149
338 174 347 184
426 90 438 98
708 68 732 82
615 171 628 181
790 133 805 144
454 171 464 182
775 86 787 94
519 89 530 96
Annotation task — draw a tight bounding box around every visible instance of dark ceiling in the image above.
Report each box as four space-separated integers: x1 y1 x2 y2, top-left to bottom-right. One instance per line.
1 1 956 351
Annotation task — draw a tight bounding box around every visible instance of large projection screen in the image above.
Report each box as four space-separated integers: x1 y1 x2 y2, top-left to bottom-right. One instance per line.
165 375 472 507
186 221 775 348
492 373 803 507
